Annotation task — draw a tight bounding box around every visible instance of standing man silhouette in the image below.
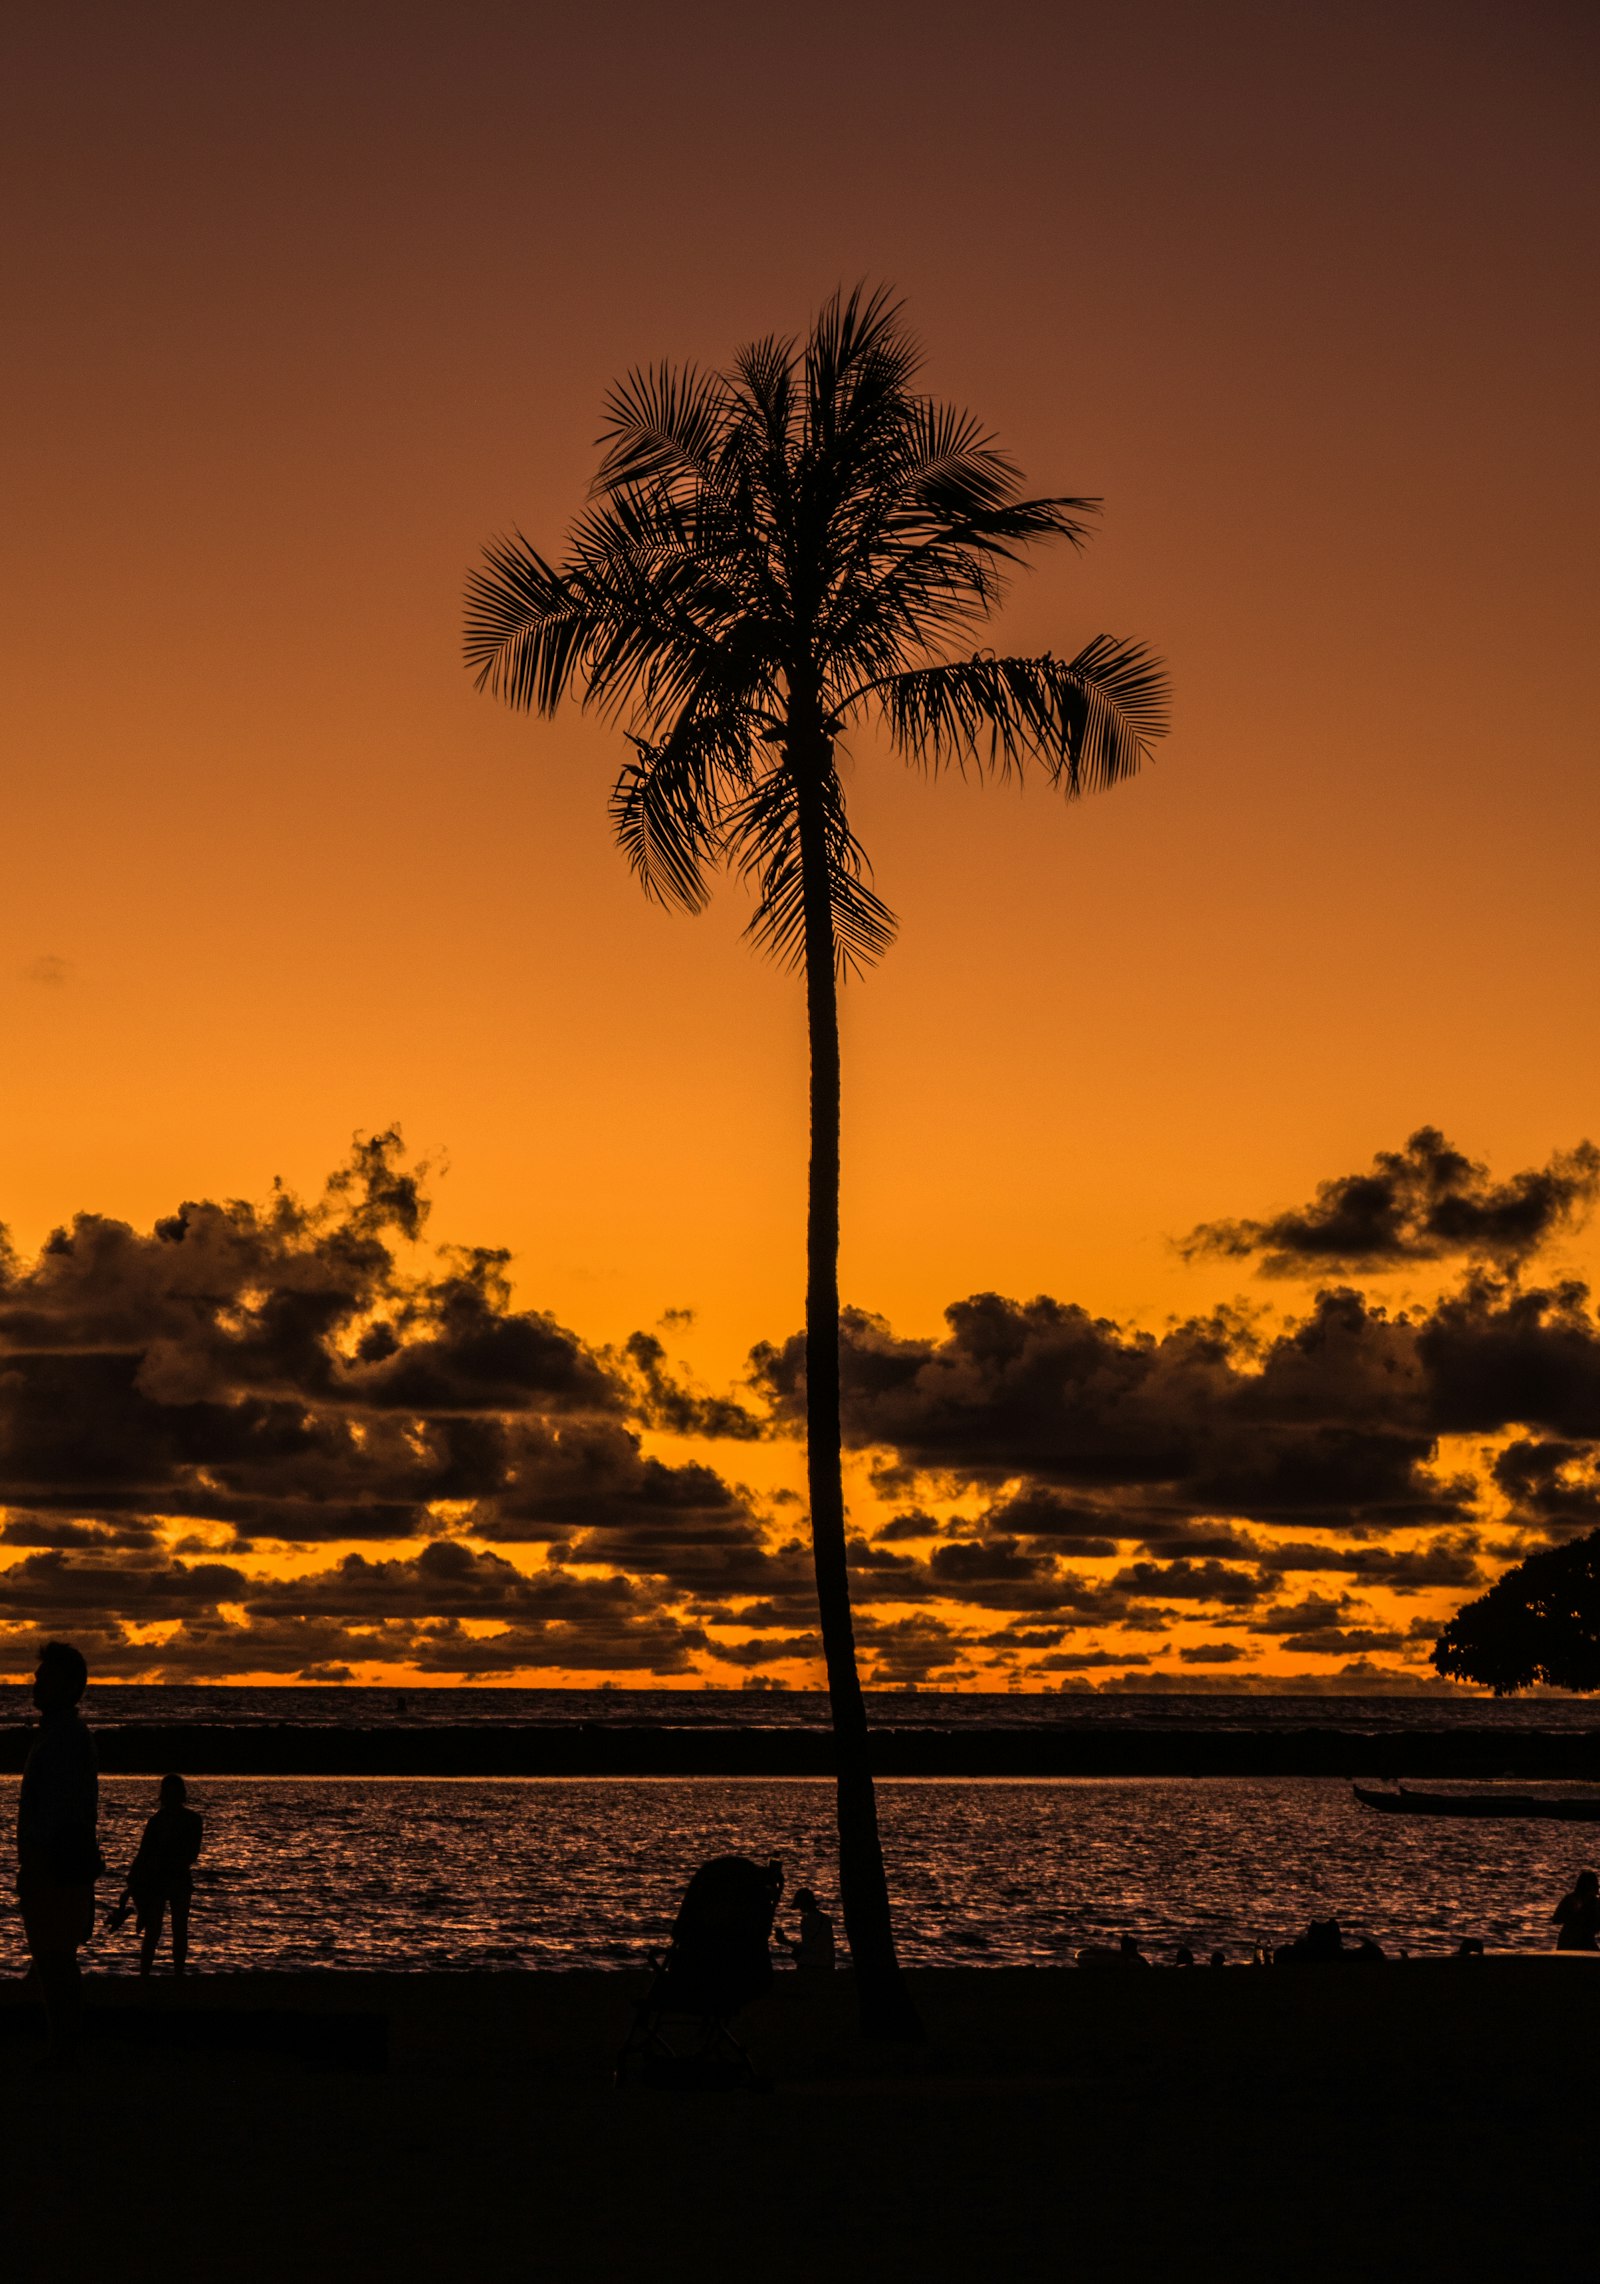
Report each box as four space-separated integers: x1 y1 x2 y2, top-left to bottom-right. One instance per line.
17 1641 103 2060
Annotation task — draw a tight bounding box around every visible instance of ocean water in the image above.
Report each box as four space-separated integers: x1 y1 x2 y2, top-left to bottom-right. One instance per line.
7 1685 1600 1733
7 1775 1595 1975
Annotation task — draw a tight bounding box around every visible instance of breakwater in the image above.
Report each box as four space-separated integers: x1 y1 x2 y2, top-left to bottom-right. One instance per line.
6 1721 1599 1779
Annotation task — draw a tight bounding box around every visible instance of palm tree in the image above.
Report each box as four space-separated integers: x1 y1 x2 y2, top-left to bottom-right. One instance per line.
464 288 1170 2038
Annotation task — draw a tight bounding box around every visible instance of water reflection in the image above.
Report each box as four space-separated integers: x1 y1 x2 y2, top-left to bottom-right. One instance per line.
2 1776 1589 1973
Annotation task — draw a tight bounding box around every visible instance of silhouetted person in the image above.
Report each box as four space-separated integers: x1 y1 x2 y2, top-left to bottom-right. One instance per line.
1076 1933 1151 1968
1552 1869 1600 1951
781 1886 836 1971
1275 1918 1385 1965
616 1855 784 2087
16 1642 103 2060
112 1774 203 1976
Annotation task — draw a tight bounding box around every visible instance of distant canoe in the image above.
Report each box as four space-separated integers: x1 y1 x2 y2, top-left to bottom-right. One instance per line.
1354 1783 1600 1821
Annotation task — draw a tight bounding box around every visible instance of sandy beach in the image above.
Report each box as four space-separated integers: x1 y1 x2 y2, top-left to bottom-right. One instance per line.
3 1960 1596 2281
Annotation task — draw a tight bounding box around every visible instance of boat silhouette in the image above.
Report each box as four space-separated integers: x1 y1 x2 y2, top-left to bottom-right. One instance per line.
1354 1783 1600 1821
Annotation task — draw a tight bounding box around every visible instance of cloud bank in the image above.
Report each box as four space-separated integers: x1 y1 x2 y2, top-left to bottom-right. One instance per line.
0 1135 788 1678
5 1127 1600 1686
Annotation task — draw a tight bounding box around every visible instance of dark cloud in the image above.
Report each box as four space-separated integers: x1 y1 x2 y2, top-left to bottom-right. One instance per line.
969 1488 1121 1557
849 1612 977 1686
927 1536 1065 1595
873 1508 942 1543
1259 1535 1485 1591
621 1331 764 1441
1181 1129 1599 1276
1487 1438 1600 1548
348 1256 618 1414
1110 1559 1273 1608
753 1292 1220 1488
0 1538 715 1679
0 1137 783 1678
1179 1643 1249 1664
484 1417 753 1544
1244 1592 1355 1634
1420 1277 1600 1438
0 1136 748 1557
711 1631 822 1669
1274 1625 1407 1656
754 1286 1464 1535
1036 1647 1152 1671
1241 1594 1408 1657
0 1547 250 1619
0 1514 162 1552
842 1536 1149 1625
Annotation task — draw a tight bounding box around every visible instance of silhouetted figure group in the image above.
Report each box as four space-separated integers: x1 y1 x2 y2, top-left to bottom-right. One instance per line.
14 1636 1600 2067
15 1642 204 2057
617 1852 785 2086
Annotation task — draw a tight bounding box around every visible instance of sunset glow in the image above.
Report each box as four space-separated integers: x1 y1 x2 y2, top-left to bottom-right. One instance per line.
4 3 1596 1690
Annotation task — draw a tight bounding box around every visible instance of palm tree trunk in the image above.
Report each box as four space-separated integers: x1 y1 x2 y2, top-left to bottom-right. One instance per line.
796 771 923 2043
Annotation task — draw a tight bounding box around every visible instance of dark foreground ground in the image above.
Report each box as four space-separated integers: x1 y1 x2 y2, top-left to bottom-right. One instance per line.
2 1961 1596 2281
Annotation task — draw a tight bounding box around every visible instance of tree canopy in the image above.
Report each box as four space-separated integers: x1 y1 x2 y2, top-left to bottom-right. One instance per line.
1432 1529 1600 1694
464 287 1168 976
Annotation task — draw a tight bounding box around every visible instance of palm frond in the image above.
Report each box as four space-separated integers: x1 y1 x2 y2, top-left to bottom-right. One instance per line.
821 493 1102 678
879 637 1171 791
463 536 590 713
730 333 798 443
609 709 756 912
1050 633 1172 792
728 761 897 977
593 365 727 497
807 285 918 449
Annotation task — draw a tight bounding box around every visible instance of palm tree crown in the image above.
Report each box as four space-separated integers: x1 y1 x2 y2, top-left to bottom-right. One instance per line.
464 286 1169 965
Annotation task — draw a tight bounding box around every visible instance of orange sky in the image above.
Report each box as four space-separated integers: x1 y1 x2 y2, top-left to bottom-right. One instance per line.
2 2 1598 1687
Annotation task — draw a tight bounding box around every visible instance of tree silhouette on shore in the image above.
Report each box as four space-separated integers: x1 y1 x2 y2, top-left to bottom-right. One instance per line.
1434 1530 1600 1693
464 288 1169 2037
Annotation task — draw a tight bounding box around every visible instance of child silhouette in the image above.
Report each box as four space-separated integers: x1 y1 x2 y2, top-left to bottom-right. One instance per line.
110 1774 204 1976
782 1886 836 1971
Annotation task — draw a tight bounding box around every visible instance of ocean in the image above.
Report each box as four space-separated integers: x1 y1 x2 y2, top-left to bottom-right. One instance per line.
4 1768 1594 1976
8 1684 1600 1732
4 1690 1594 1974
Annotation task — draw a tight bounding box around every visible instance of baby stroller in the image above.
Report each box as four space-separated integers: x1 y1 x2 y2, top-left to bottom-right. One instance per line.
616 1854 784 2088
